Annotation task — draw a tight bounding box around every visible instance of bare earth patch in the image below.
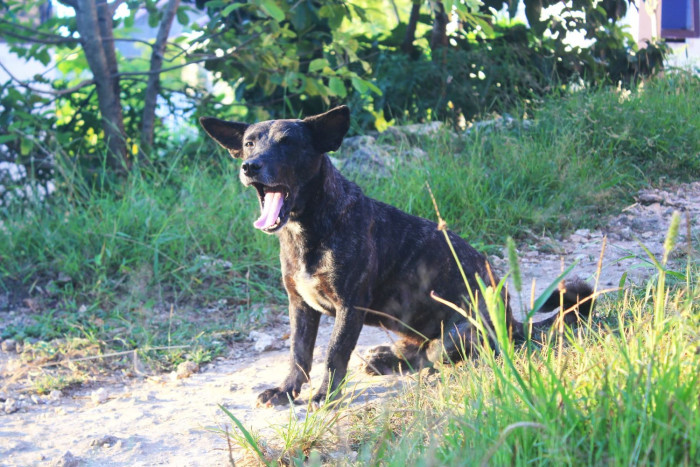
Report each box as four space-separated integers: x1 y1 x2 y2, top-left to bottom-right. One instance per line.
1 181 698 466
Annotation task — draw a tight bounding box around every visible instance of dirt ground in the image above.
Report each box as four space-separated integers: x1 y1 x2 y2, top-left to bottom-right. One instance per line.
1 181 698 466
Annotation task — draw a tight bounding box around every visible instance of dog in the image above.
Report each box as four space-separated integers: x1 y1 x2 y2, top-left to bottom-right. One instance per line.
200 106 594 406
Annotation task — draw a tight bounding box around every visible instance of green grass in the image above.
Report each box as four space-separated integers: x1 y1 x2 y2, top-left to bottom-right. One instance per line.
0 156 285 369
0 73 698 372
340 215 699 466
356 72 700 252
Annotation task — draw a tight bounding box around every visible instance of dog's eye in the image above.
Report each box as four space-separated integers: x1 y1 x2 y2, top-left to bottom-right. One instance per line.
244 141 255 148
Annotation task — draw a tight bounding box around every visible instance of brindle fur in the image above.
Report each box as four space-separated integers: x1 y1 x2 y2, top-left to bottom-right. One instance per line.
200 106 594 407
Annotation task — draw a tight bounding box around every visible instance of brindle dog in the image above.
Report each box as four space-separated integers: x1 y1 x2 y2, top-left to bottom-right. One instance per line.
200 106 593 407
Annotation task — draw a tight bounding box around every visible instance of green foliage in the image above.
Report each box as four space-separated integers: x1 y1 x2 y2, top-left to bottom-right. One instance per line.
361 21 668 127
0 0 671 177
195 0 380 122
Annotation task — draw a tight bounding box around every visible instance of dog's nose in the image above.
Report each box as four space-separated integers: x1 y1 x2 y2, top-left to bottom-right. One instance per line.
241 160 262 176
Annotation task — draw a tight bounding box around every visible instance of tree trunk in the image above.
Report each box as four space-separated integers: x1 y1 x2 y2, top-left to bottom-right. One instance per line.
74 0 128 172
430 0 448 53
524 0 545 36
140 0 181 156
401 0 421 55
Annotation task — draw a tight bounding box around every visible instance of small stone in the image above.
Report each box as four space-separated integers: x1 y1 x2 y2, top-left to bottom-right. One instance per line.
90 435 119 447
139 391 157 402
57 272 72 284
176 361 199 379
91 388 109 404
52 451 80 467
637 192 664 205
251 331 282 352
4 398 19 414
48 389 63 402
1 338 17 352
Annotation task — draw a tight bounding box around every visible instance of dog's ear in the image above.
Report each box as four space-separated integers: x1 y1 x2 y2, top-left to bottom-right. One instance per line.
199 117 249 158
303 106 350 153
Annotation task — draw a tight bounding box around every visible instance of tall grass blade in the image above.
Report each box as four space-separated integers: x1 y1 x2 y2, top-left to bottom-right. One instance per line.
219 404 270 465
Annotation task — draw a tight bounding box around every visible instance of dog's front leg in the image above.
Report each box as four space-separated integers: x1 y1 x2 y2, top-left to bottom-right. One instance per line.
257 302 321 407
312 305 365 405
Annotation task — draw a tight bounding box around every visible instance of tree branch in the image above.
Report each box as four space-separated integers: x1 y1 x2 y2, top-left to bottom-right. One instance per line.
0 60 94 96
0 18 75 39
109 0 127 15
58 0 78 9
141 0 181 151
0 28 76 45
114 54 223 78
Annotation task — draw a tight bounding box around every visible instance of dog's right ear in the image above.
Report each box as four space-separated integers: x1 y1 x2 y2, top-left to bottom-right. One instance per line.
199 117 249 158
303 106 350 154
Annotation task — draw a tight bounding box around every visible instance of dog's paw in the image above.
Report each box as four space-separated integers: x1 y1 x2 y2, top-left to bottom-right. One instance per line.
256 387 296 407
362 345 400 375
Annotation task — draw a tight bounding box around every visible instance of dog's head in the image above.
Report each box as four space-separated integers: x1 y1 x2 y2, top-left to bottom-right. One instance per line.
200 106 350 234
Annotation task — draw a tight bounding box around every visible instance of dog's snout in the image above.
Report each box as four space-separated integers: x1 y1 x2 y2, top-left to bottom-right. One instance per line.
241 160 262 176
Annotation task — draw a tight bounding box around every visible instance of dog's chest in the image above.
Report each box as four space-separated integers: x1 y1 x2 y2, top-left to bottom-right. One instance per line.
287 250 337 314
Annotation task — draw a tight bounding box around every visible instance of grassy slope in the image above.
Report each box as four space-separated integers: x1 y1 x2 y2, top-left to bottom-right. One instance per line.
0 73 698 367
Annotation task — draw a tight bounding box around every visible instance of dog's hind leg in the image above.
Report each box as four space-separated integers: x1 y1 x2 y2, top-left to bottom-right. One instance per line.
425 322 480 364
362 338 430 375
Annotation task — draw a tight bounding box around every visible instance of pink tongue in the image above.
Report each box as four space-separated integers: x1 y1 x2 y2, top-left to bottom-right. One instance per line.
254 191 284 230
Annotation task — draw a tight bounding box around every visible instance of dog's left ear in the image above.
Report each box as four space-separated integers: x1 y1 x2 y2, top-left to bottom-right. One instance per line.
303 106 350 153
199 117 249 158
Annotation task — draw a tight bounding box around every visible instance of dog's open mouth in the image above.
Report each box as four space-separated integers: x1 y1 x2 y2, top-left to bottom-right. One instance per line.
252 183 290 232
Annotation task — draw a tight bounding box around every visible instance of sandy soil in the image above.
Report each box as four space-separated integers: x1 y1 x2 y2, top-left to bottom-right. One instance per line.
1 181 698 466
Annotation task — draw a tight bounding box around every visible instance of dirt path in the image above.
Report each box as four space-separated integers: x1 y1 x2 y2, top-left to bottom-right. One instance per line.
1 181 698 466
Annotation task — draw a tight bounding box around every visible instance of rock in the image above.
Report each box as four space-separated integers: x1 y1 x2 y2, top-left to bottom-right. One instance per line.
176 361 200 379
4 397 19 414
52 451 80 467
1 338 17 352
249 331 282 352
90 435 119 448
385 121 444 138
335 136 394 178
637 192 664 205
465 114 531 136
48 389 63 402
91 388 109 404
197 255 233 274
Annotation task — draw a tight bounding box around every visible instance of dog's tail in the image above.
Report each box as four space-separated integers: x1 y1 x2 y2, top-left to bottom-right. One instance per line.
513 278 595 340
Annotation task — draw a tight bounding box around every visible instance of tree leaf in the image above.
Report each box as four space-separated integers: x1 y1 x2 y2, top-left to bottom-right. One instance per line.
222 3 245 17
176 7 189 26
308 58 329 73
259 0 285 22
20 138 33 156
351 76 382 96
328 77 347 98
